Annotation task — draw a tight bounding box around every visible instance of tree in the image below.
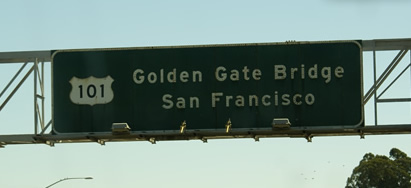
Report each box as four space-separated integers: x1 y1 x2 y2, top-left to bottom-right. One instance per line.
346 148 411 188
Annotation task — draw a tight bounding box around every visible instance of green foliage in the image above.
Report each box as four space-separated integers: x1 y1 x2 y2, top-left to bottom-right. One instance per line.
346 148 411 188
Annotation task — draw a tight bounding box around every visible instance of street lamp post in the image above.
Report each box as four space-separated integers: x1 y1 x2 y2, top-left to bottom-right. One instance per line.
45 177 93 188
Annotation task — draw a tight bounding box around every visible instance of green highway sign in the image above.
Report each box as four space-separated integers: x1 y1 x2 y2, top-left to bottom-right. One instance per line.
52 41 363 134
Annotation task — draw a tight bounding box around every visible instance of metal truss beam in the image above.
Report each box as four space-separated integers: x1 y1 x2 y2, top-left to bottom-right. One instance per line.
362 39 411 126
0 51 50 63
0 57 50 138
363 38 411 51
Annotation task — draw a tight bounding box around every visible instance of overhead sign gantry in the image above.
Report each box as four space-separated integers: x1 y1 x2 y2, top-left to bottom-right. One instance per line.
2 38 411 147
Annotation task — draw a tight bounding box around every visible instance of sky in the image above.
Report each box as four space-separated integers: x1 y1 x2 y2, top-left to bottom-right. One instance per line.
1 0 411 188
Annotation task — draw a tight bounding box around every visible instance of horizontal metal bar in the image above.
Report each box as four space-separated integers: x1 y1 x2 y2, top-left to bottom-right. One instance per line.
0 51 51 63
0 39 409 64
377 98 411 103
0 39 408 62
363 38 411 51
1 125 411 146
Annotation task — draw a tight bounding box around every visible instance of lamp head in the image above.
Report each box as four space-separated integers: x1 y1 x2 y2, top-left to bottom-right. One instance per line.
111 123 131 134
272 118 291 129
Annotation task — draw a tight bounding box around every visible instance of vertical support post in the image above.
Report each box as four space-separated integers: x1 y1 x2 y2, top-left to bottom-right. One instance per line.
34 59 38 134
373 50 378 126
41 61 45 130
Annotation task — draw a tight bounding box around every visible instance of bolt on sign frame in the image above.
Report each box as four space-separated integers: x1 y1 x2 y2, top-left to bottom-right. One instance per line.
0 38 410 147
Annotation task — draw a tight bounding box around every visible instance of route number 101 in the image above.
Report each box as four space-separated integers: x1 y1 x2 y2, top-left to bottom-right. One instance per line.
78 84 105 98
